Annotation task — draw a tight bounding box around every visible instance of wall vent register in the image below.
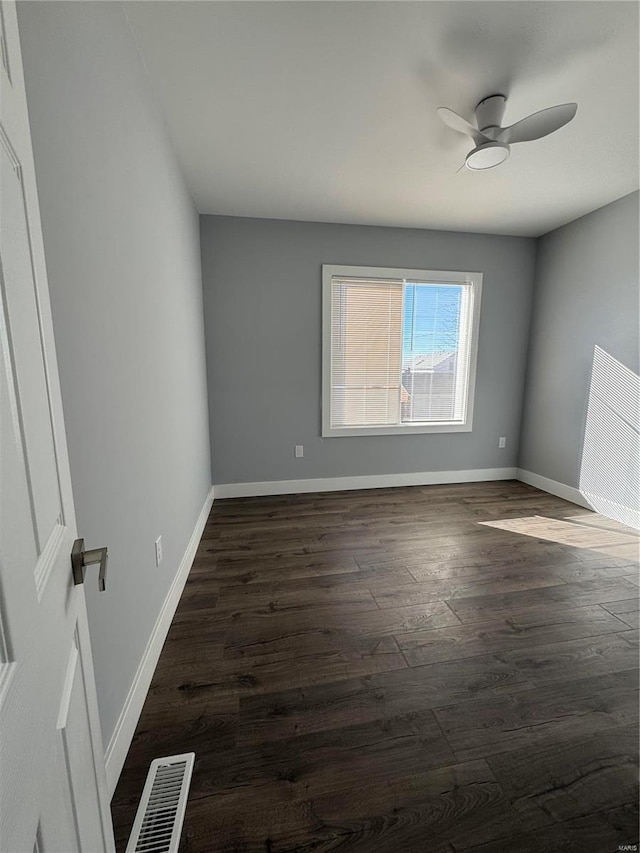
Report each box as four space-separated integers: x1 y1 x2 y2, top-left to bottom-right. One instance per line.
125 753 195 853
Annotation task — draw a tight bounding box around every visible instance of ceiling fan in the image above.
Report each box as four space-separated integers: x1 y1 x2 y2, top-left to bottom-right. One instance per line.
437 94 577 171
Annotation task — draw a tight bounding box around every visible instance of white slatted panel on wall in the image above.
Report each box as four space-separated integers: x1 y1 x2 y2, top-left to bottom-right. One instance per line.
580 345 640 529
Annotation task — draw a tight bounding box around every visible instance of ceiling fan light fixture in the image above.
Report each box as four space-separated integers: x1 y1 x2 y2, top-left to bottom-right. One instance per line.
465 141 510 171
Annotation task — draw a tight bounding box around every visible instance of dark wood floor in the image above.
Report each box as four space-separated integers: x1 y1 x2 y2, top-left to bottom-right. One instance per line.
111 481 639 852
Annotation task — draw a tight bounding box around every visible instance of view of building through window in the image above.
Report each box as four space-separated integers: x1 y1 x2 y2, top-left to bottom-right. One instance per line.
402 284 463 423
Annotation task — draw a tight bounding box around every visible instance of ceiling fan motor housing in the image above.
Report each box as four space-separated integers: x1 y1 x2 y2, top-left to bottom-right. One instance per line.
475 94 507 139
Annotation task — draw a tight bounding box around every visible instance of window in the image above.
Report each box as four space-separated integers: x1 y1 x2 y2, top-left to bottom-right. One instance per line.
322 265 482 437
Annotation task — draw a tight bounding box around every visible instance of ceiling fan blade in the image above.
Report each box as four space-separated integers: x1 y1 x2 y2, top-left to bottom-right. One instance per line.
496 103 577 144
437 107 489 145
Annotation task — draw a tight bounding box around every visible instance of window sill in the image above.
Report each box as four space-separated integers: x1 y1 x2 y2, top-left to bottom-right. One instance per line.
322 421 473 438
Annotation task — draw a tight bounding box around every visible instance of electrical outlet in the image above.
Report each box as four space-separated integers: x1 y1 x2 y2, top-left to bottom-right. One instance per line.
295 445 304 458
155 535 163 566
498 436 506 449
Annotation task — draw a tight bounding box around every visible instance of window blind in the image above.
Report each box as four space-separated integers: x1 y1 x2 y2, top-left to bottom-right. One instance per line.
328 275 475 430
330 278 403 428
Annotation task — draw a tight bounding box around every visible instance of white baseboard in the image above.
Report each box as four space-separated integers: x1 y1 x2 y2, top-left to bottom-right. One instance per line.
214 468 600 511
516 469 593 509
104 485 214 797
214 468 518 499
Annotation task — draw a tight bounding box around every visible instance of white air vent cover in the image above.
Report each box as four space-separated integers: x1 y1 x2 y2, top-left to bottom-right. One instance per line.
125 753 195 853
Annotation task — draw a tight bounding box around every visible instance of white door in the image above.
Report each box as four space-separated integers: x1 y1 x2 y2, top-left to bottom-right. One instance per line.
0 2 115 850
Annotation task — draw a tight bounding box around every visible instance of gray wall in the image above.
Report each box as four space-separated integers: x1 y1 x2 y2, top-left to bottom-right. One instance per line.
201 216 537 485
18 2 211 747
519 190 640 487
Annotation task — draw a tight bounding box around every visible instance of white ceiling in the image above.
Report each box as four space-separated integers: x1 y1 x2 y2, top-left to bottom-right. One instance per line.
123 1 639 237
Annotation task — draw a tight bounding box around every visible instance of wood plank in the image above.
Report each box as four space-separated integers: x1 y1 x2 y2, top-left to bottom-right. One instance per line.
604 598 640 615
396 604 628 666
463 808 639 853
603 597 640 629
215 586 381 619
434 669 639 763
224 601 459 661
447 577 639 623
180 797 320 853
216 563 417 600
153 645 407 702
619 628 639 647
486 725 639 827
308 759 533 853
193 553 362 582
546 559 639 582
373 568 567 609
363 540 578 576
405 552 636 583
190 711 456 804
238 655 533 746
497 632 639 685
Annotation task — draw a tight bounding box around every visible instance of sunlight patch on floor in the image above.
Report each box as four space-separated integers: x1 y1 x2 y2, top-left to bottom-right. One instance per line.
479 513 640 562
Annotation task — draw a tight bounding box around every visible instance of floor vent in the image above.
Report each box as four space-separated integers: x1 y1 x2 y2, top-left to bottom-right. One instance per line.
125 753 195 853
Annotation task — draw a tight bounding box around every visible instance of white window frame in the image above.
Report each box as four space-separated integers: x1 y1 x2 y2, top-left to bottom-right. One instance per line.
322 264 483 437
